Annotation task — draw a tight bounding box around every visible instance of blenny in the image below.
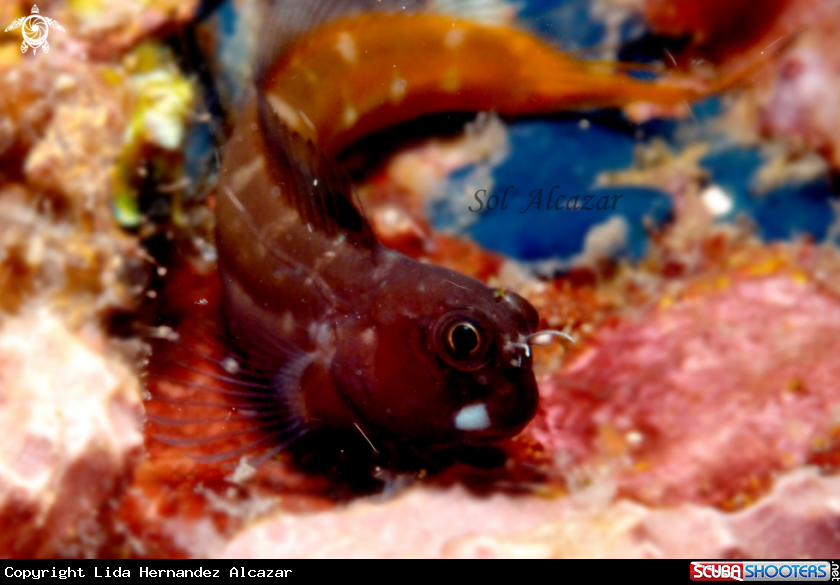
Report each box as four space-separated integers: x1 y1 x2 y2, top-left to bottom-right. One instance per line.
147 0 712 466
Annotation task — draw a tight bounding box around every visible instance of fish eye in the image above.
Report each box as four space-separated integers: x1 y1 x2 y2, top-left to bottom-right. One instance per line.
434 312 493 370
447 322 480 358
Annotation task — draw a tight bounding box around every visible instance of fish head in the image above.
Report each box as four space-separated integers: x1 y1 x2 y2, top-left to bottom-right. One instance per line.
332 259 540 447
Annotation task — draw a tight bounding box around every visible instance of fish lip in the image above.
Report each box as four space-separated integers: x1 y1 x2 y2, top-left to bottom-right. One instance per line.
488 368 540 426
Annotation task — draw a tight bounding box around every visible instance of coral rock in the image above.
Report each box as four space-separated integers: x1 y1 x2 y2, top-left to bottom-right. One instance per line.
0 312 142 557
217 468 840 558
531 275 840 508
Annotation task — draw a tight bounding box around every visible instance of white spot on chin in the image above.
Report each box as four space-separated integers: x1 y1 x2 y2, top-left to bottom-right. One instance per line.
454 403 491 431
336 32 358 65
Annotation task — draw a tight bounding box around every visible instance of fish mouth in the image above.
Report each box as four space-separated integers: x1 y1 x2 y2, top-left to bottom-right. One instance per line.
452 368 539 443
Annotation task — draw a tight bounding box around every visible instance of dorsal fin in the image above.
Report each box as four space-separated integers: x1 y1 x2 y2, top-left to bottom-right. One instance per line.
254 0 429 88
255 93 380 249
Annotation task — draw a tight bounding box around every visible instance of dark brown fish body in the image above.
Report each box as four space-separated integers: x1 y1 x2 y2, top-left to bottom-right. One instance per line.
154 0 715 463
217 97 540 449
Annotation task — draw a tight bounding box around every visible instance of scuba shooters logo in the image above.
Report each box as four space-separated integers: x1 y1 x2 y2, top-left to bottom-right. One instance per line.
4 5 64 54
691 561 834 581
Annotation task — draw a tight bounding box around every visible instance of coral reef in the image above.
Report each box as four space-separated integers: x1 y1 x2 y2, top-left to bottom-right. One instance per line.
219 468 840 558
0 311 142 557
1 0 839 559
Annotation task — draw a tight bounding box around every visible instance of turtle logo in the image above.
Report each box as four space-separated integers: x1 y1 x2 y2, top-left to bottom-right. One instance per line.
5 5 65 55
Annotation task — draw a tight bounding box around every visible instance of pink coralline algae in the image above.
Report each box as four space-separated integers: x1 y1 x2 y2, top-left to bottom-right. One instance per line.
0 312 142 558
531 274 840 509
